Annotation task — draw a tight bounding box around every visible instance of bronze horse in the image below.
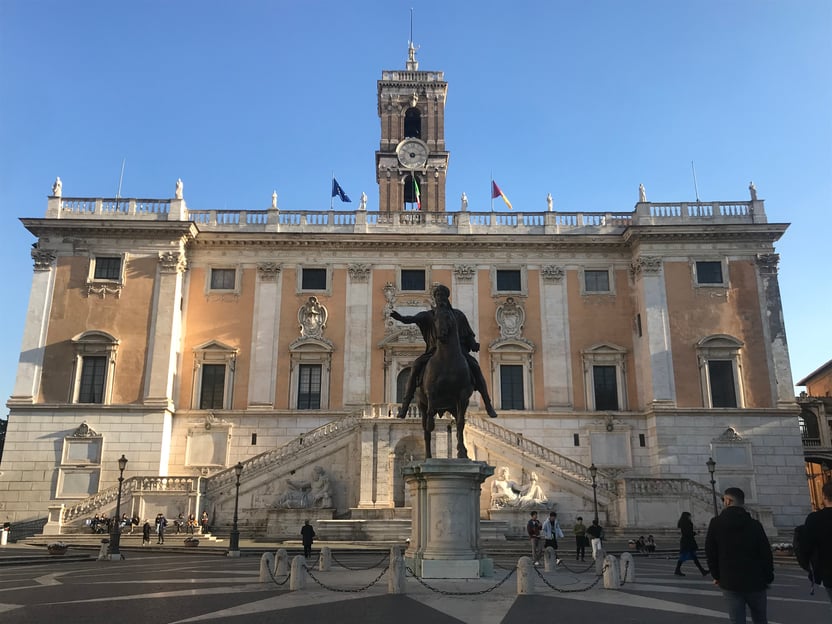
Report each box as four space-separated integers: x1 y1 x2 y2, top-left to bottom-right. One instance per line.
415 296 474 459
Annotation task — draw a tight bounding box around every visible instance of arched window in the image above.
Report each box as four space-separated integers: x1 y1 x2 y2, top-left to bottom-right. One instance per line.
396 368 411 403
403 174 421 208
404 107 421 138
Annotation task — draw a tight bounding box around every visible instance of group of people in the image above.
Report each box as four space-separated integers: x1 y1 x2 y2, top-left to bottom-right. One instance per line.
526 511 605 564
88 513 140 534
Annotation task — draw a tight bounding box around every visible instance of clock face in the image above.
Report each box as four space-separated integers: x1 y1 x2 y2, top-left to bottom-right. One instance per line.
396 139 428 168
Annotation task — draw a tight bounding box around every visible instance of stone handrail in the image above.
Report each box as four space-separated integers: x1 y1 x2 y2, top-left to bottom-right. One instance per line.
465 416 617 495
621 477 714 508
203 414 362 496
61 476 199 523
57 197 171 218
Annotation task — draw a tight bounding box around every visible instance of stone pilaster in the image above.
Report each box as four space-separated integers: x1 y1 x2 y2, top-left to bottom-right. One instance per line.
357 423 378 508
248 263 282 407
539 265 572 408
10 248 57 403
453 265 480 407
343 264 372 406
755 254 795 406
143 251 187 407
632 256 676 405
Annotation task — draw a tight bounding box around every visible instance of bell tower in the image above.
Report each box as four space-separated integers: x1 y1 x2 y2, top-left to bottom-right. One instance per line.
376 42 449 213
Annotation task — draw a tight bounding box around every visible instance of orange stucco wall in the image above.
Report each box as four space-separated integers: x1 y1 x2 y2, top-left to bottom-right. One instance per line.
665 260 771 408
41 255 157 404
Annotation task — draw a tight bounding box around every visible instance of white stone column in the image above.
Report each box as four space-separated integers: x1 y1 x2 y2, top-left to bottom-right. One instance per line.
633 257 676 404
10 248 57 403
755 254 795 406
539 266 572 408
143 251 187 407
343 264 372 406
248 263 282 407
357 422 378 508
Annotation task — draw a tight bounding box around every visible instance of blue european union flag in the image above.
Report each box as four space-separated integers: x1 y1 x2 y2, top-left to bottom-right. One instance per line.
331 178 351 202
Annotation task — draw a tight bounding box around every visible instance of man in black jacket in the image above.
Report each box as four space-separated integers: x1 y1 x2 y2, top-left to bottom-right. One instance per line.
802 480 832 606
705 487 773 624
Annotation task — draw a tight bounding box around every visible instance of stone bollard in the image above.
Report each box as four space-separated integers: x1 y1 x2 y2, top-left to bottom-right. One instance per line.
274 549 289 575
517 556 535 595
97 539 110 561
603 554 620 589
289 555 306 591
594 543 606 576
620 552 635 584
543 546 557 572
259 552 275 583
388 546 406 594
318 546 331 571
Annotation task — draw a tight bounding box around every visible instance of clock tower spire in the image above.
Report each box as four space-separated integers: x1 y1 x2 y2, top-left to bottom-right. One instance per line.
376 41 449 213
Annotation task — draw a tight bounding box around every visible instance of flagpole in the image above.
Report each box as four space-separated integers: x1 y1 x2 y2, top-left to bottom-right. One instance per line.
490 170 494 212
116 158 126 208
330 171 334 210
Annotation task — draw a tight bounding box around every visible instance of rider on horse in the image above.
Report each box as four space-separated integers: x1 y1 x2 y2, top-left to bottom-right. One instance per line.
391 283 498 419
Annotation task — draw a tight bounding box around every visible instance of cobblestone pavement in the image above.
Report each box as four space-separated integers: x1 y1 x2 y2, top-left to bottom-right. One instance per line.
0 549 828 623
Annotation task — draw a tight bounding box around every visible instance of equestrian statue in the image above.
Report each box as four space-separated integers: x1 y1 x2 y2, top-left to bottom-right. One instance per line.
391 283 498 459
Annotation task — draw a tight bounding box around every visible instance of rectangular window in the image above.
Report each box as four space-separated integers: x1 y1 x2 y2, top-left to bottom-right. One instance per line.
500 364 524 410
584 270 610 293
199 364 226 410
93 257 121 281
210 268 236 290
496 269 522 292
78 356 106 404
573 433 580 447
298 364 322 409
696 261 724 285
708 360 737 408
592 365 619 410
251 433 257 445
302 268 327 291
639 433 646 447
401 269 426 291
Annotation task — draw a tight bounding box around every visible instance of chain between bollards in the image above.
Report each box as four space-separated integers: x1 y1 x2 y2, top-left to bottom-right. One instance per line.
405 566 517 596
266 560 291 587
532 562 608 593
330 551 390 570
304 564 390 593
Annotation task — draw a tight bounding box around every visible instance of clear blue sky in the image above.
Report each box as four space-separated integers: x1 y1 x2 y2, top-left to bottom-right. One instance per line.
1 1 830 410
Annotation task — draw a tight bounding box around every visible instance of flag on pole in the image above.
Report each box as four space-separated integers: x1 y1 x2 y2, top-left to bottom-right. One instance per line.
413 177 421 210
331 178 352 203
491 180 512 210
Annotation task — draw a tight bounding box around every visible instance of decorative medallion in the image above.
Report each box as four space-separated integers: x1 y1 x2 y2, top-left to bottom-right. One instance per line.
70 421 100 438
717 427 743 442
496 297 525 340
299 296 327 338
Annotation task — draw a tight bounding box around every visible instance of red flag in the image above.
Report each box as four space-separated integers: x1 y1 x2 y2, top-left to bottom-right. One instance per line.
491 181 513 210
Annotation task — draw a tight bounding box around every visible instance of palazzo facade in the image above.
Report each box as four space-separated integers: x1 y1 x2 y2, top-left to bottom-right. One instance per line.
0 47 809 538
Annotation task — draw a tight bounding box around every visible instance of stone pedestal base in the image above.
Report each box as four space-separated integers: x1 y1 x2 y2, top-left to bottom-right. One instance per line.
403 458 494 578
265 508 335 540
488 506 558 538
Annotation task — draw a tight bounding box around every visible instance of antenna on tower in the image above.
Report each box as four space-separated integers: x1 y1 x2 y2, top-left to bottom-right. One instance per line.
406 8 419 70
691 161 701 202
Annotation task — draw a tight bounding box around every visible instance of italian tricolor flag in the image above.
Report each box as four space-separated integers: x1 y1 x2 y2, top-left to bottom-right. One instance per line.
413 177 421 210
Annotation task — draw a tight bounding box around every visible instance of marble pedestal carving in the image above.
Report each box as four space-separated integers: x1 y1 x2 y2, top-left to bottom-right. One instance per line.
403 458 494 578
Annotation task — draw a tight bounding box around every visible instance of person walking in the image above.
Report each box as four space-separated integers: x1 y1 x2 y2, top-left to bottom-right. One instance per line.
586 518 604 560
155 513 167 544
705 487 773 624
141 520 151 546
800 480 832 608
674 511 709 576
541 511 564 565
527 511 543 564
573 516 587 561
300 519 316 559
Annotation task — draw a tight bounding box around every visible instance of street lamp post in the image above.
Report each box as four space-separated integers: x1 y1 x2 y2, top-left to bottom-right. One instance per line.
110 454 128 560
706 457 719 517
589 463 599 524
228 462 243 557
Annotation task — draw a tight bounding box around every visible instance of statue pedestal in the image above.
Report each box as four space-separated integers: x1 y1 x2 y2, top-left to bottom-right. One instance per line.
403 459 494 578
488 505 558 538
